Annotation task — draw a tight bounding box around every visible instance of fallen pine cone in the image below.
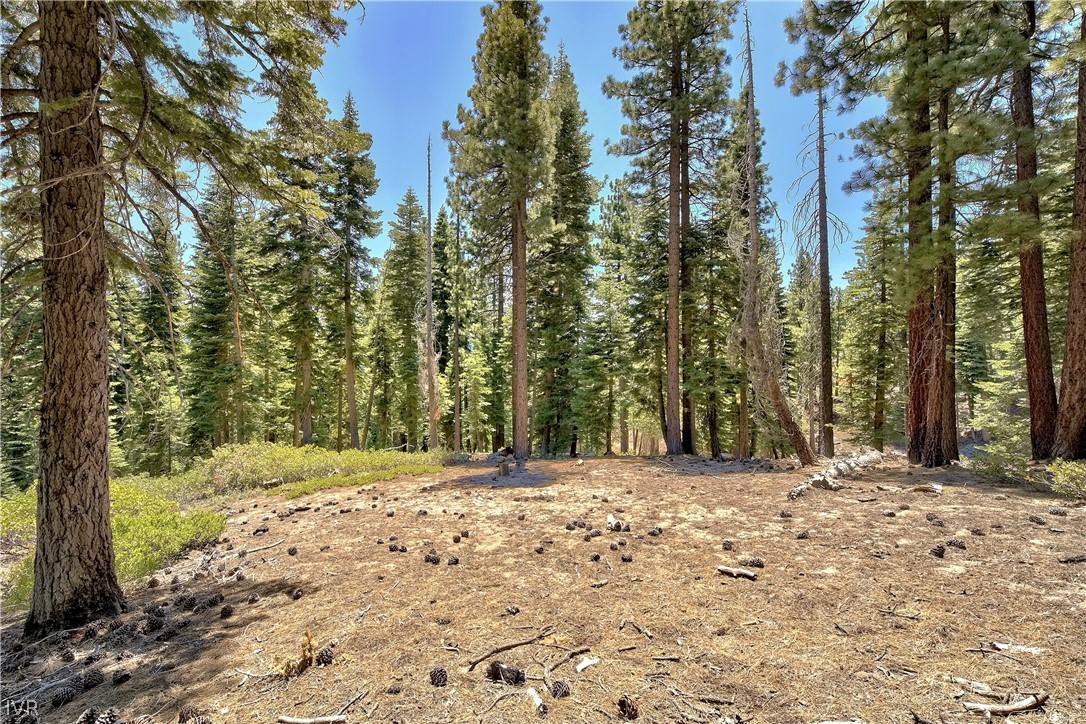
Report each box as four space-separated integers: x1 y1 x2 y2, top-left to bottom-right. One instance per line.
620 553 633 563
946 539 966 550
315 646 334 666
290 588 303 600
930 544 946 558
738 556 764 568
618 695 639 720
447 556 460 566
721 540 733 551
287 546 297 556
112 669 132 685
485 660 525 685
1028 514 1047 525
648 527 662 536
220 605 234 619
74 708 99 724
178 704 204 723
549 679 571 699
430 666 448 687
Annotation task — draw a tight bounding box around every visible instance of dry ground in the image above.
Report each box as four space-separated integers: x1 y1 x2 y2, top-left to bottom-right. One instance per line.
2 455 1085 724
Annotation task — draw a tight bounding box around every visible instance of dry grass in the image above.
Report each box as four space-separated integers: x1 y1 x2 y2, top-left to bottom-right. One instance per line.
2 454 1084 723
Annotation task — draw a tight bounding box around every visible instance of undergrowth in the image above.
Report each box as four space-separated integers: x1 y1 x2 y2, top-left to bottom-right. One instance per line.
1 479 225 606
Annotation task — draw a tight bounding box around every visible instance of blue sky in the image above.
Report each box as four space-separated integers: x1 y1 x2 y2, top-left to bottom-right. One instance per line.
241 1 882 285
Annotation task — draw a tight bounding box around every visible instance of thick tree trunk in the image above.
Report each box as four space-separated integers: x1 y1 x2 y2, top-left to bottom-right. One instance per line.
27 0 125 638
664 39 683 456
511 196 529 460
452 213 463 453
1011 0 1057 460
905 12 934 465
655 336 667 442
816 86 834 458
494 271 506 452
740 14 816 467
1053 17 1086 459
932 11 959 464
874 268 888 453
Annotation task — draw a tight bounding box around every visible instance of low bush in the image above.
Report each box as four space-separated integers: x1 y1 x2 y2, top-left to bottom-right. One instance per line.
1048 459 1086 499
1 480 225 606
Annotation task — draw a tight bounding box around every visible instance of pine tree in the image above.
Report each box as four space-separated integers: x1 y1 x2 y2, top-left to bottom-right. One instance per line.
326 93 380 450
382 189 428 449
603 0 734 455
445 0 550 461
531 48 596 456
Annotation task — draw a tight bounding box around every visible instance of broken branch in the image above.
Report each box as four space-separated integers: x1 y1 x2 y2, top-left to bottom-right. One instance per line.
962 692 1048 715
717 566 758 581
466 626 554 671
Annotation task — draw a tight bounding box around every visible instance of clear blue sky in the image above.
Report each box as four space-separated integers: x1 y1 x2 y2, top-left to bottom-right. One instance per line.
242 1 882 286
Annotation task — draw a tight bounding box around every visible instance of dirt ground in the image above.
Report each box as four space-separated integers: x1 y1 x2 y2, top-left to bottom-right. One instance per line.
2 454 1085 724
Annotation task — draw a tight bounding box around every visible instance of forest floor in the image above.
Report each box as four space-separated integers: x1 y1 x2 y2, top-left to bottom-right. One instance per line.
2 452 1085 724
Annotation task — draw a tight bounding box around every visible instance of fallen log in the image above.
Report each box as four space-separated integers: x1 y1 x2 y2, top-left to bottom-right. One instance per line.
962 691 1048 715
716 566 758 581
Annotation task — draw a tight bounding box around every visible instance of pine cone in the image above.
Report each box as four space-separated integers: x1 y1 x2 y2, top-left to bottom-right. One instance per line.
81 669 105 689
74 708 100 724
178 705 203 723
112 668 132 685
739 556 764 568
424 550 441 565
618 695 639 720
131 716 158 724
648 526 662 536
59 647 76 662
93 709 120 724
930 544 946 558
446 556 460 566
247 592 260 604
187 717 212 724
287 546 298 556
946 539 966 550
315 646 334 666
549 679 571 699
429 666 448 687
155 625 179 642
290 588 303 600
50 682 80 707
620 553 633 563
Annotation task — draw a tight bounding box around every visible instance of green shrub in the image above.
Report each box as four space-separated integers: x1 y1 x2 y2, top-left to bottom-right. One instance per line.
271 463 442 499
192 443 445 493
1048 459 1086 499
1 480 225 607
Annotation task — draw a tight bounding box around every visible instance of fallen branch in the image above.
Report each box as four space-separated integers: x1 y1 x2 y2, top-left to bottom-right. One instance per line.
652 655 681 662
241 538 285 557
1057 554 1086 564
466 626 554 671
336 689 369 716
236 668 276 678
276 717 346 724
716 566 758 581
544 646 590 677
962 692 1048 715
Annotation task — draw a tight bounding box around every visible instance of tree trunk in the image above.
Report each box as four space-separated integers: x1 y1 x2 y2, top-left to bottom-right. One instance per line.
736 355 750 459
874 265 888 453
619 378 629 454
1053 15 1086 459
816 85 834 458
680 109 696 455
511 196 529 460
1011 0 1057 460
664 37 683 456
494 271 506 452
27 0 125 638
739 12 816 467
905 10 934 465
345 223 360 449
425 139 440 450
451 211 463 453
655 335 667 442
932 10 959 464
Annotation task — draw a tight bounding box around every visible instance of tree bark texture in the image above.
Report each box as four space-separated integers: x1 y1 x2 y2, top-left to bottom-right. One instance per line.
1053 16 1086 459
27 0 125 638
1011 0 1057 459
511 196 529 460
664 37 683 455
816 86 834 458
